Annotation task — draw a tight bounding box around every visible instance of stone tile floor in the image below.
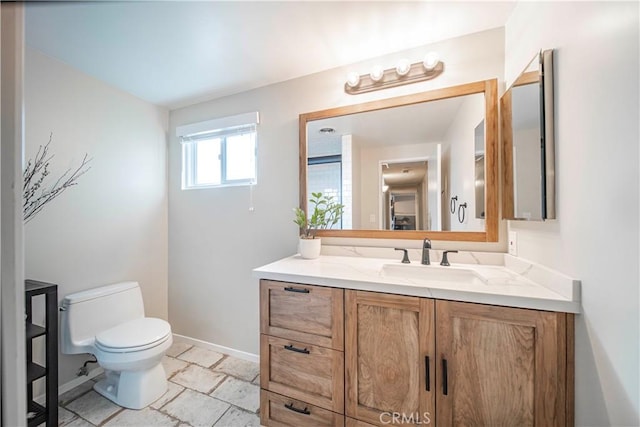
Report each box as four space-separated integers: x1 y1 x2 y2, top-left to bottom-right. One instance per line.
57 342 261 426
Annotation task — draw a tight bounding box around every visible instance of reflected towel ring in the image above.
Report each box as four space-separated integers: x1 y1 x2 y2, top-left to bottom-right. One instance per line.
450 196 458 214
458 203 467 223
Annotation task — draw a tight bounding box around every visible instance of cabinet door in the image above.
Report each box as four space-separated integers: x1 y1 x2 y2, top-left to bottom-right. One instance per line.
436 301 567 427
346 290 435 426
261 280 344 350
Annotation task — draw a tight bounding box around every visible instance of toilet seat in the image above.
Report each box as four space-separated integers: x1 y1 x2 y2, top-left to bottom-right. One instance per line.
95 318 171 353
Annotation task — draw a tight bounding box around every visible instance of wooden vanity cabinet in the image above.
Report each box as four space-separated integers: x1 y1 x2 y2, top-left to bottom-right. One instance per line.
259 280 574 427
260 280 345 425
345 290 573 427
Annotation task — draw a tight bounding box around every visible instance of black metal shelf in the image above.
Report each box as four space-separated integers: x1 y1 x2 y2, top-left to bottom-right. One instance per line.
26 322 47 340
27 362 46 382
27 401 46 427
25 280 58 427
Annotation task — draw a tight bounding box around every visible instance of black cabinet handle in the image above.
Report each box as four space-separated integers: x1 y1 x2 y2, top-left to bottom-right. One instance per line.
425 356 430 391
284 344 310 354
442 359 448 395
284 286 309 293
285 402 311 415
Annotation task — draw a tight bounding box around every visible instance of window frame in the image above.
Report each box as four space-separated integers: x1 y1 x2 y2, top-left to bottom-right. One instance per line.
178 113 259 190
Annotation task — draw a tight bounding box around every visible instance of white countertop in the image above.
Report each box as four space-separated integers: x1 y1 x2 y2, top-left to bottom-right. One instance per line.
253 250 581 313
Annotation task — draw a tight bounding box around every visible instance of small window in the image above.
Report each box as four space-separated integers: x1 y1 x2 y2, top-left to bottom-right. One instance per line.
177 112 258 189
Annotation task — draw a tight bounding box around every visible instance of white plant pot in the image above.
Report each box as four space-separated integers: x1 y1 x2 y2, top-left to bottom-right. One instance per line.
298 237 321 259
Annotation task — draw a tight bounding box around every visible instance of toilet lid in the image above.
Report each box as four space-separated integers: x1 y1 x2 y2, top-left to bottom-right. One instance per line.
95 318 171 350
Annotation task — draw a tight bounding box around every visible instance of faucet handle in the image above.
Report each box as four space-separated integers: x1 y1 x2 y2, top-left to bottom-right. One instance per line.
440 250 458 266
394 248 410 264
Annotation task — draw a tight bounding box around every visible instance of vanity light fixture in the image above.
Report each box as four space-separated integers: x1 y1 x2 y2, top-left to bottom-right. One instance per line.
395 59 411 76
370 65 384 82
346 71 360 88
423 52 439 71
345 51 444 95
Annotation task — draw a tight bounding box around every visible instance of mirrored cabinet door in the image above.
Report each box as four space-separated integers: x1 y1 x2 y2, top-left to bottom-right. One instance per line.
501 49 555 221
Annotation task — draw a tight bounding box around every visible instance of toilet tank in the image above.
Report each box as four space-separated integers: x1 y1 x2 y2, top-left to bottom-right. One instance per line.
61 281 145 354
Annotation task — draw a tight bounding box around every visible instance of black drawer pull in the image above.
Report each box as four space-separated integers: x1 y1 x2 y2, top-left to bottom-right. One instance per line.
284 286 310 293
425 356 430 391
442 358 448 395
285 402 311 415
284 344 310 354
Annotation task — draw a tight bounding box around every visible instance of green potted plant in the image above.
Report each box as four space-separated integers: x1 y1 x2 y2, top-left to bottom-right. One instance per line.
294 192 344 259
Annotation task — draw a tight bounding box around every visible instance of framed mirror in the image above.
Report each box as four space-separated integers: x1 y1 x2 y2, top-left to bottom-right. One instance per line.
501 49 555 220
299 79 498 242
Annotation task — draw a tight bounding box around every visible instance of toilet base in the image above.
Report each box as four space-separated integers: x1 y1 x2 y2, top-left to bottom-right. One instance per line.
94 364 167 410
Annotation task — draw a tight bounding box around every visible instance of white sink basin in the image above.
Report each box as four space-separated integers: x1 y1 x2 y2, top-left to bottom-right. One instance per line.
380 263 487 287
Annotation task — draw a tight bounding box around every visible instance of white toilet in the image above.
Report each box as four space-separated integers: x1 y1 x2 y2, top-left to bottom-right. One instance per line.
61 281 172 409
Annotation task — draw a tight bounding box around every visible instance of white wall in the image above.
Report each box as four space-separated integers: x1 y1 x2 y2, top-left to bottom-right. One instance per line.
442 93 485 231
427 145 441 231
505 2 639 425
168 28 505 356
24 47 169 386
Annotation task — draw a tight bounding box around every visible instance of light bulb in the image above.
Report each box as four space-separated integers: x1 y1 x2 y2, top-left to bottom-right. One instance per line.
423 52 439 71
346 71 360 88
370 65 384 82
395 59 411 76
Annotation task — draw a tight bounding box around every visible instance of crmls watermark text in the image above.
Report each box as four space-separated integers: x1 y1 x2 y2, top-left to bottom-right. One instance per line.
380 412 432 424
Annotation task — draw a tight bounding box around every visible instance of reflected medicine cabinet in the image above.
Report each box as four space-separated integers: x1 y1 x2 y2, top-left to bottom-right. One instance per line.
501 49 555 221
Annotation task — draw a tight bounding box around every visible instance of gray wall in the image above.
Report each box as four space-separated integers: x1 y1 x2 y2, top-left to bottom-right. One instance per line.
505 2 639 425
24 47 169 387
168 28 505 356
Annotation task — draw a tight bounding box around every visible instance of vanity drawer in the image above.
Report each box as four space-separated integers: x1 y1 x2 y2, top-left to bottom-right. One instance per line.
260 279 344 350
260 390 345 427
260 334 344 413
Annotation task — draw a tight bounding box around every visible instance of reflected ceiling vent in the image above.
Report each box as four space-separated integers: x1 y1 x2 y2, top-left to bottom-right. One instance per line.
319 127 336 134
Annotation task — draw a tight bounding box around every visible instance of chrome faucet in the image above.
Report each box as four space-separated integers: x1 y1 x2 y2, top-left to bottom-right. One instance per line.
421 238 431 265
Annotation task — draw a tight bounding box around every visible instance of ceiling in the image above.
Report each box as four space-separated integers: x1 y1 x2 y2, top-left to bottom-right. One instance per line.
25 1 515 110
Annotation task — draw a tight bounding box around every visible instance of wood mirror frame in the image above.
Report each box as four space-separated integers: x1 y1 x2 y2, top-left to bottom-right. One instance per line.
299 78 498 242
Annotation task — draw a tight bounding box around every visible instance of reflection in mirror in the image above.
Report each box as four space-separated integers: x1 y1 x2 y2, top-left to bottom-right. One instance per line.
381 160 431 231
502 50 555 221
474 120 485 219
307 94 484 232
300 79 499 242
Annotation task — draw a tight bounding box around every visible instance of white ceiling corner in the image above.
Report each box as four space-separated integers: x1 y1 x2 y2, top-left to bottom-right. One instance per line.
25 1 516 110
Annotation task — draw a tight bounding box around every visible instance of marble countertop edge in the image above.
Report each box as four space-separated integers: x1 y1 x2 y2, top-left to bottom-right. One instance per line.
253 253 581 314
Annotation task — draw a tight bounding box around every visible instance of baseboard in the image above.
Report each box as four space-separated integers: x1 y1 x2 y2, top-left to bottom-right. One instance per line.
172 333 259 363
34 366 104 404
35 334 258 404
